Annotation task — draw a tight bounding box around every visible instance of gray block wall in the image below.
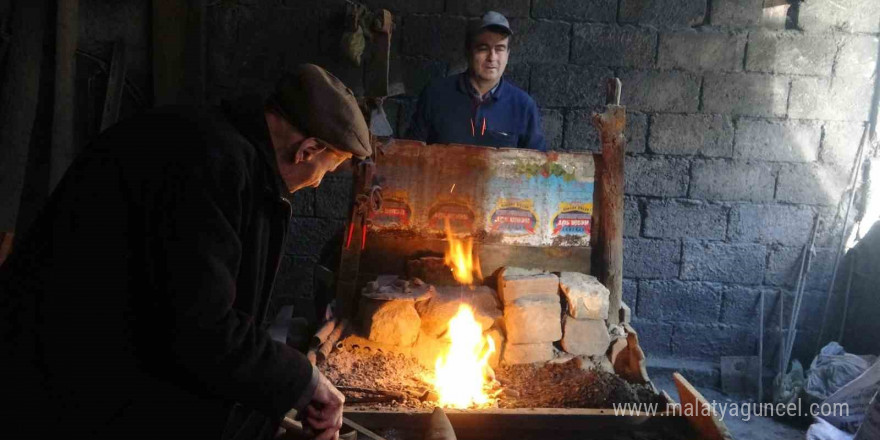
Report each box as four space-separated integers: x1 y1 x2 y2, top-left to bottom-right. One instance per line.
202 0 880 367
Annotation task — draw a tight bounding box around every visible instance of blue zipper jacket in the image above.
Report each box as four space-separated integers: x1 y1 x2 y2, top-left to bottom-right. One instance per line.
407 72 546 151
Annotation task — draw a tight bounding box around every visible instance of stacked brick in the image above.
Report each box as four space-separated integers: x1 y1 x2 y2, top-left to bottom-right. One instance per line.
496 268 616 365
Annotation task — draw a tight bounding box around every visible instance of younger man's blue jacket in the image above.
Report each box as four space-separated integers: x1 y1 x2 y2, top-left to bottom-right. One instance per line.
407 72 546 151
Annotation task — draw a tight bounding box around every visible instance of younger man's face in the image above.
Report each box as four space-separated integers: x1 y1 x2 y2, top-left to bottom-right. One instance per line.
468 30 509 84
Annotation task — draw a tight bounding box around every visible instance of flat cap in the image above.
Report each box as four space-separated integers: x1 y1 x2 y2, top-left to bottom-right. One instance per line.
273 64 371 159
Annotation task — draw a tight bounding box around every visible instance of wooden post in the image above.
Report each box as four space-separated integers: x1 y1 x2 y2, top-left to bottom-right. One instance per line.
593 78 625 326
0 0 49 232
50 0 79 192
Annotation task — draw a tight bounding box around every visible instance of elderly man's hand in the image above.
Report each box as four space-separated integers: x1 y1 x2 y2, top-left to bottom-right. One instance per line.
304 372 345 440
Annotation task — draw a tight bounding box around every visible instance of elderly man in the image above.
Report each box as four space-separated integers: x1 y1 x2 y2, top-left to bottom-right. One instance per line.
408 11 545 150
0 64 363 440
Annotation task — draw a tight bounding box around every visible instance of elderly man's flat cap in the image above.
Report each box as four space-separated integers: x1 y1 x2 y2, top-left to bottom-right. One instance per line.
273 64 372 159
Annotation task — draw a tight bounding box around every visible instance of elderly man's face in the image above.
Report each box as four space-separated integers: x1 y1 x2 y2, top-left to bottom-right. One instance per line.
468 30 509 84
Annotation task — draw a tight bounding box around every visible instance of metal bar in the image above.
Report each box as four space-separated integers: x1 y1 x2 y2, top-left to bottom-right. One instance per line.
100 39 126 132
816 126 870 354
838 251 856 344
758 289 764 402
50 0 78 191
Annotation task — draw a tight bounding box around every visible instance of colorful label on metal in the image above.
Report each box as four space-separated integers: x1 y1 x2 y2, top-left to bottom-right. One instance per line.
551 202 593 237
427 201 476 232
371 191 412 228
489 199 538 235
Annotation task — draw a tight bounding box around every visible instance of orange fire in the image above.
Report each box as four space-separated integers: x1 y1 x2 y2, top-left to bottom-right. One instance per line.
431 218 495 408
432 304 496 408
443 218 482 285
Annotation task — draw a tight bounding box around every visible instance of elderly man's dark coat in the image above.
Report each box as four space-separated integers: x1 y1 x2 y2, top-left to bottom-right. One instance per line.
0 100 315 439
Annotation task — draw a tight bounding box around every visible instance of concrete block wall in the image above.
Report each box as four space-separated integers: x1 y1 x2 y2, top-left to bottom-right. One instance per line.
205 0 880 367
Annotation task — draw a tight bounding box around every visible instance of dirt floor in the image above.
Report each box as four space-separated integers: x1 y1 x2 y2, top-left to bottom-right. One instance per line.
319 347 666 410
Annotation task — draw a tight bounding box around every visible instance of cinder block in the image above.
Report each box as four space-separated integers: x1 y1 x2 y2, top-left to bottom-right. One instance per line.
681 240 767 285
835 35 879 79
672 323 756 359
815 205 856 248
446 0 530 17
563 110 647 153
625 156 690 197
623 238 681 279
624 197 641 237
561 317 611 356
729 203 816 246
710 0 762 27
618 70 700 113
398 57 448 98
572 24 657 68
315 176 353 219
287 218 346 257
650 114 734 157
821 122 866 173
798 0 880 33
690 159 775 202
734 119 821 163
637 280 722 323
789 77 873 122
531 65 611 107
401 15 467 62
533 0 617 21
504 63 530 92
658 30 746 72
559 272 609 320
643 199 727 240
623 279 638 313
765 246 837 290
364 0 444 13
502 341 555 364
508 19 570 63
703 73 789 117
274 256 316 301
719 286 778 326
619 0 707 27
541 108 563 151
746 31 837 76
629 319 673 356
776 164 847 206
503 299 563 343
498 271 560 304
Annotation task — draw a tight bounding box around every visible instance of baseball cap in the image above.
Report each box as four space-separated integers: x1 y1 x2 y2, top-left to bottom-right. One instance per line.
272 64 372 159
469 11 513 38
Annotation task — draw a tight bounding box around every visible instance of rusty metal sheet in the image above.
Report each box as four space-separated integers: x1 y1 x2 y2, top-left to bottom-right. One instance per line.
371 140 596 247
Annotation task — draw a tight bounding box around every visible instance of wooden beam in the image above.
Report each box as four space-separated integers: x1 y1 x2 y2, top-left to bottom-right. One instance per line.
0 0 49 231
593 78 625 326
50 0 78 192
366 9 392 98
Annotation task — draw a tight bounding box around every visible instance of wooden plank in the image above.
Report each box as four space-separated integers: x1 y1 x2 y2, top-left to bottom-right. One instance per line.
366 9 391 98
593 78 626 325
50 0 78 192
0 0 49 231
673 372 734 440
100 39 126 132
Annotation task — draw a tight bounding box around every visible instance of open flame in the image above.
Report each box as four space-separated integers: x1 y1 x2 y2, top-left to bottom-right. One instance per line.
430 217 495 408
432 304 496 408
443 217 482 285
